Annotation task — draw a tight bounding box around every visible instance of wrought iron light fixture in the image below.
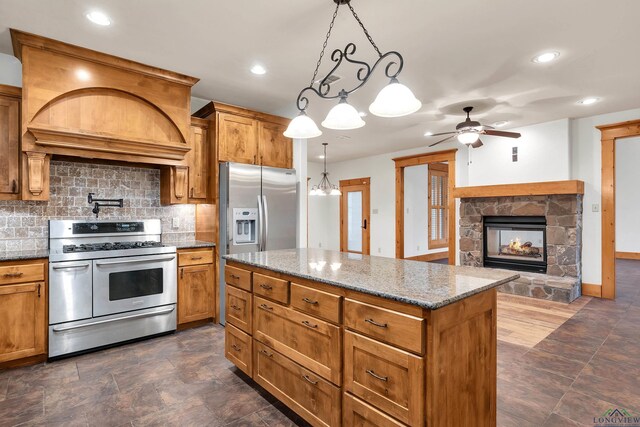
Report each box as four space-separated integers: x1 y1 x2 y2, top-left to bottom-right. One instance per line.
310 143 341 196
284 0 421 139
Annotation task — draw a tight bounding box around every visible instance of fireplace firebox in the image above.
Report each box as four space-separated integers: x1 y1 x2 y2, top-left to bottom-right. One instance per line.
483 216 547 273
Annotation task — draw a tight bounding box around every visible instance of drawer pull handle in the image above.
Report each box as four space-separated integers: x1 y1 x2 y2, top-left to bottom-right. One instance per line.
191 256 203 260
365 318 388 328
231 344 241 352
301 320 318 329
260 349 273 357
366 370 388 382
302 297 318 305
3 272 24 278
302 374 318 385
229 274 240 280
260 284 273 290
230 305 241 311
259 303 273 311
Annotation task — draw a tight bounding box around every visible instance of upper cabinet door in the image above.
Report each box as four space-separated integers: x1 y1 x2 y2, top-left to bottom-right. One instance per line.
188 123 208 201
258 121 293 169
0 96 20 196
218 113 258 165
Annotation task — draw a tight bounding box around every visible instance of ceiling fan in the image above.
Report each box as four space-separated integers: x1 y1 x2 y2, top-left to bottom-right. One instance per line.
428 106 521 148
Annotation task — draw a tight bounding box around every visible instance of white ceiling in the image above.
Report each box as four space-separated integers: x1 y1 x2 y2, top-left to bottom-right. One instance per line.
1 0 639 162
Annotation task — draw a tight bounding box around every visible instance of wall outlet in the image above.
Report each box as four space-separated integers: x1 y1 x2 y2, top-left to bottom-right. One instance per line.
592 204 600 213
378 247 381 254
372 209 379 214
318 242 322 248
172 217 180 229
417 245 420 251
512 146 518 162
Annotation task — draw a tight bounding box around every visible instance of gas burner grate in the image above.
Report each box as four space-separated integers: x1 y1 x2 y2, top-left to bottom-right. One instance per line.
63 241 164 253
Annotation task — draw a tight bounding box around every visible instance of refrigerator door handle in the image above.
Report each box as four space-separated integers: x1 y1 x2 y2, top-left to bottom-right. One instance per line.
257 195 264 251
262 195 269 251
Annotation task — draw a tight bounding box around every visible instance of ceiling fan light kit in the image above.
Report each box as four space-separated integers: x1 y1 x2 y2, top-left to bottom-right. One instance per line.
284 0 421 139
310 143 342 196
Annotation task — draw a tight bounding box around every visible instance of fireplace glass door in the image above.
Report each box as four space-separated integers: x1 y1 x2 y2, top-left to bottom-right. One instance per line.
483 216 547 273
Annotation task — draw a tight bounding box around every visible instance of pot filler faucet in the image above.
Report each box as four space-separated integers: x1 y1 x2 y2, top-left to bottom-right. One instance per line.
87 193 124 218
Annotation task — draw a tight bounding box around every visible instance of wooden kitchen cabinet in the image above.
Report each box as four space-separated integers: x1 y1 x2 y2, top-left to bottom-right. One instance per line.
0 259 47 364
258 121 293 169
0 85 21 200
217 112 259 165
177 248 215 325
187 118 210 203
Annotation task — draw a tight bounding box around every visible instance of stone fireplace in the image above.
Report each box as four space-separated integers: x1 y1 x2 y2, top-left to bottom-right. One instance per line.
457 184 583 303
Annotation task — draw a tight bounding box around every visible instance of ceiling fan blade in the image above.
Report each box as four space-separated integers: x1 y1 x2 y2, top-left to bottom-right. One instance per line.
483 130 521 138
428 131 457 137
429 135 454 147
471 139 484 148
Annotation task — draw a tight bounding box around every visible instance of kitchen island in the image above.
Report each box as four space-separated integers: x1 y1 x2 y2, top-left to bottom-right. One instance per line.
223 249 519 427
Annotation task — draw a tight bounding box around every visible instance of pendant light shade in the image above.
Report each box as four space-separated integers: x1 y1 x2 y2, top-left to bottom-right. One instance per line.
369 78 422 118
284 111 323 139
457 131 480 145
321 97 365 130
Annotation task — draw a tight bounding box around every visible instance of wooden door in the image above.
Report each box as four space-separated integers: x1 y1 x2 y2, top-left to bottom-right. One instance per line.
217 113 258 164
0 282 46 363
0 95 20 196
188 122 209 201
340 178 371 255
258 121 293 169
178 263 214 324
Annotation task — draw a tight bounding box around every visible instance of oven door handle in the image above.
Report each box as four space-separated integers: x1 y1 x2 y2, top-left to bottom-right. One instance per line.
52 263 91 270
52 306 175 332
95 256 176 267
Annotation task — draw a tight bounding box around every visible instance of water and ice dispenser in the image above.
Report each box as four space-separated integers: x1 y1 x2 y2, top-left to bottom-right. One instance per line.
232 208 258 244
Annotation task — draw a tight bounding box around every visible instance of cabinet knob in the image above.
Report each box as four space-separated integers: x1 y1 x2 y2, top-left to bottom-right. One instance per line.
180 268 184 279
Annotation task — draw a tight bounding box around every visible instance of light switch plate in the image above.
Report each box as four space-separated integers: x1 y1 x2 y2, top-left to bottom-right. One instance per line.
592 204 600 212
172 217 180 229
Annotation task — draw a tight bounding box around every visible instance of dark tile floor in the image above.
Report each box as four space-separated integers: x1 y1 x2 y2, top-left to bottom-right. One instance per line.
1 260 639 426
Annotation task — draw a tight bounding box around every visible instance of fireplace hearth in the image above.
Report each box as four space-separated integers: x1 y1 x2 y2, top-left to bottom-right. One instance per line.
483 216 547 273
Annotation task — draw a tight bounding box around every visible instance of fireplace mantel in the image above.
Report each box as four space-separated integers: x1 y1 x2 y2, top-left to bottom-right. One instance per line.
453 180 584 199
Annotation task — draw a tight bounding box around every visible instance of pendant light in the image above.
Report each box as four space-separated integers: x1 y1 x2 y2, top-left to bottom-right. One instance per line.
310 143 341 196
284 0 421 139
457 131 480 145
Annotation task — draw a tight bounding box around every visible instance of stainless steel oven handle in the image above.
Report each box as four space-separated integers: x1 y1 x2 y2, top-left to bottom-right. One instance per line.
52 263 91 270
95 256 176 267
52 306 175 332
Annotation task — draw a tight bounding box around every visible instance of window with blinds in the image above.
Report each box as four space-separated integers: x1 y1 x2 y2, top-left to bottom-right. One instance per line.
428 164 448 248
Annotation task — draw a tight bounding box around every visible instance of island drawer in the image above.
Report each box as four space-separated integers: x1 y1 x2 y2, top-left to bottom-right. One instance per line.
253 296 342 385
343 393 407 427
254 341 341 427
225 265 252 291
0 262 45 286
253 273 289 304
225 285 252 334
224 323 252 376
344 298 425 355
291 283 342 324
344 331 424 426
178 249 213 266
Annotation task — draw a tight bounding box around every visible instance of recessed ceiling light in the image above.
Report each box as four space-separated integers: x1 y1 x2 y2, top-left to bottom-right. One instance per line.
577 97 600 105
424 131 433 136
86 11 111 26
318 155 325 159
492 121 509 127
250 64 267 75
358 111 367 117
532 51 560 64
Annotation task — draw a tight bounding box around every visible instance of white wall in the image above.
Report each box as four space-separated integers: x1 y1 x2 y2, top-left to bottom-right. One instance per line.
571 108 640 286
0 53 21 87
468 119 570 186
307 144 468 260
615 137 640 253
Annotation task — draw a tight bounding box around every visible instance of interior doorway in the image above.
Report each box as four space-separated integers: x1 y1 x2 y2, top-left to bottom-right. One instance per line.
340 178 370 255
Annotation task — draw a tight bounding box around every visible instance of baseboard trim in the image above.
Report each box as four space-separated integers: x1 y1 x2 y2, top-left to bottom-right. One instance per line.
616 251 640 260
581 283 602 298
405 252 448 262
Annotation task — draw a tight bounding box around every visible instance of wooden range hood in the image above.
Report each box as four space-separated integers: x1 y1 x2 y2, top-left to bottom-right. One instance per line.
11 29 199 200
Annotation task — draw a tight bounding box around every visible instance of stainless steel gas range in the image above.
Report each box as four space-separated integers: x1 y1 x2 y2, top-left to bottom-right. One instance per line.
48 219 177 358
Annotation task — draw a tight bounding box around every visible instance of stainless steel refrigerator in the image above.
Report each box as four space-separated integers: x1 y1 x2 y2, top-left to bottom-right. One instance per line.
219 162 298 324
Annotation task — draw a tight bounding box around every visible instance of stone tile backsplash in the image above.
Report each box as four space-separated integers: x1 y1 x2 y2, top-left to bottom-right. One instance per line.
0 160 195 251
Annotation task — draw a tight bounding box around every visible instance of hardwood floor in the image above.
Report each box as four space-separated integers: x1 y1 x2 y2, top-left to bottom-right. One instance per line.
0 260 638 426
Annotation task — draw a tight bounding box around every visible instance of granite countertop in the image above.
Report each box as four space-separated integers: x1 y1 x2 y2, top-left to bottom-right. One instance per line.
169 240 216 250
224 248 519 310
0 248 50 262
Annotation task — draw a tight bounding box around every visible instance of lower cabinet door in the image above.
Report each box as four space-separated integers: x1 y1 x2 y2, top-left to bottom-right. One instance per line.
178 263 214 324
225 323 252 376
254 341 341 427
344 331 424 426
0 282 46 362
343 393 407 427
225 285 252 333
